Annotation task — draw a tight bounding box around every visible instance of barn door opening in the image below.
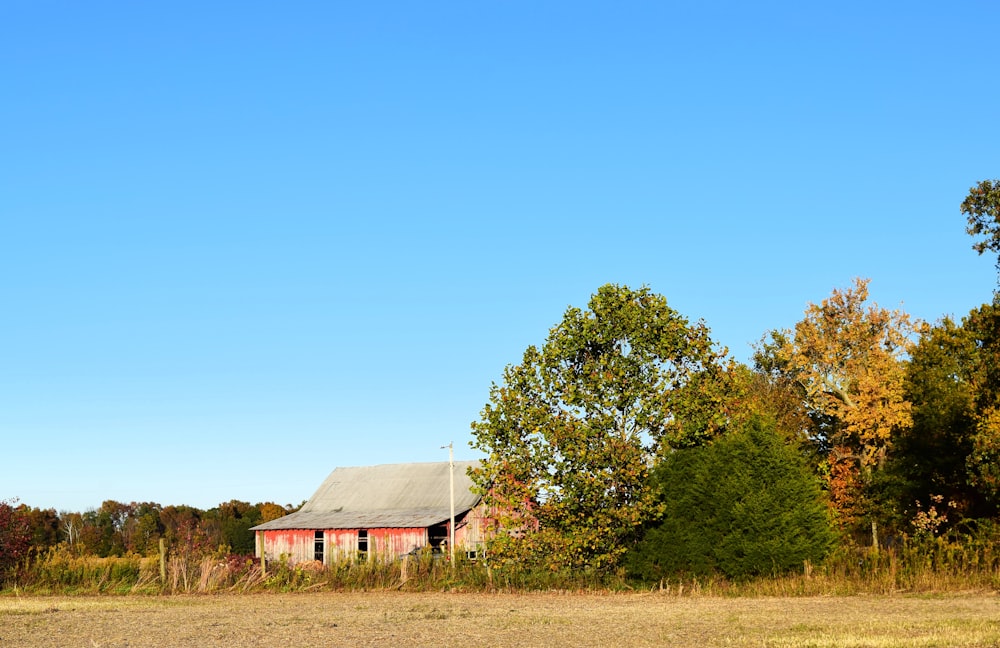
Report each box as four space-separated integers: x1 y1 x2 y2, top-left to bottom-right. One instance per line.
428 524 448 553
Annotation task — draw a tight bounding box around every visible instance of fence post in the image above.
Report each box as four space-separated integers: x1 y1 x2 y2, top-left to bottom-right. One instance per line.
258 531 266 576
159 538 167 585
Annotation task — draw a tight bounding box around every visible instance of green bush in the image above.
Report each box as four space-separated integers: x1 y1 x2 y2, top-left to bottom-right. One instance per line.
627 417 835 581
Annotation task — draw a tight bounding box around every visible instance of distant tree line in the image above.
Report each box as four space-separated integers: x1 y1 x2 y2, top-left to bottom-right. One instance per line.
0 498 293 572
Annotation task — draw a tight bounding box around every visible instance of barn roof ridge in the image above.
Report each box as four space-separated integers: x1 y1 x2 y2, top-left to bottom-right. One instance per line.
251 459 482 531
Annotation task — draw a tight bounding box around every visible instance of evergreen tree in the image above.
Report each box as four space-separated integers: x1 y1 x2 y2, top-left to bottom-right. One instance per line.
627 417 835 581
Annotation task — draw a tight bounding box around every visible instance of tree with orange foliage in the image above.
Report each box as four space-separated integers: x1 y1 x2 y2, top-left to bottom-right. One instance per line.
258 502 290 524
762 278 921 548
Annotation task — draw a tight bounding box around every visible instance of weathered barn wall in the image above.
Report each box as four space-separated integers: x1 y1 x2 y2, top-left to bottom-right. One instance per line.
256 501 492 564
326 529 356 562
261 527 437 564
455 502 489 555
369 528 428 557
260 529 314 563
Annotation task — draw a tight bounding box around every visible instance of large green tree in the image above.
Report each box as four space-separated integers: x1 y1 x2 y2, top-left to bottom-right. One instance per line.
470 284 724 571
962 303 1000 500
876 182 1000 534
878 184 1000 530
889 305 1000 524
962 179 1000 274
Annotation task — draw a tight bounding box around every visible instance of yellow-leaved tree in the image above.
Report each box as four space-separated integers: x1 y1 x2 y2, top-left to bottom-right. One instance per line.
761 278 921 548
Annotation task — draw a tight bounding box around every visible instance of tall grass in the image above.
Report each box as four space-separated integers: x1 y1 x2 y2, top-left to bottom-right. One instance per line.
8 534 1000 596
650 533 1000 597
816 534 1000 594
16 547 161 594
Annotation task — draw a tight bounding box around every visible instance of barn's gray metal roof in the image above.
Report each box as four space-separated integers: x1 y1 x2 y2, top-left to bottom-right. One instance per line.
251 461 481 531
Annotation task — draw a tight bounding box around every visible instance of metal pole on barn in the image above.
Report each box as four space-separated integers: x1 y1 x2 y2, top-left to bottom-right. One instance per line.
442 442 455 568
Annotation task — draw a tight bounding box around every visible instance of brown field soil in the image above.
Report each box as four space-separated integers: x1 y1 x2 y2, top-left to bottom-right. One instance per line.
2 591 1000 647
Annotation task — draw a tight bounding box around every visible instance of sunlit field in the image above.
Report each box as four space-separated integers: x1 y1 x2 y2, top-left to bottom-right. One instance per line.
3 592 1000 647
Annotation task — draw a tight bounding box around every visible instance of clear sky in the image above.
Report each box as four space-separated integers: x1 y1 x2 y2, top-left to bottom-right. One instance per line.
3 2 998 513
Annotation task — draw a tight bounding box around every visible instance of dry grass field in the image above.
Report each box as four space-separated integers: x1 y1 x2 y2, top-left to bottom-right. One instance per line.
2 591 1000 647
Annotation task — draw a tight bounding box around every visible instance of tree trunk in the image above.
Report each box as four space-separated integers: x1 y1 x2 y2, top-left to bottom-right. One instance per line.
871 519 879 555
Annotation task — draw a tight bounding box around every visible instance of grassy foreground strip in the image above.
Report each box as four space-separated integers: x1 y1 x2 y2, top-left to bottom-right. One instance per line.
2 592 1000 647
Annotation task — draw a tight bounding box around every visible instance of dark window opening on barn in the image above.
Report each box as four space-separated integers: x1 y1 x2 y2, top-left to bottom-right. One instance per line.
358 529 368 558
314 531 324 563
428 524 447 552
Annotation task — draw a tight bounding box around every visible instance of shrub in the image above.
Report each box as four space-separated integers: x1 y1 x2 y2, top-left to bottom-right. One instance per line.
627 417 836 581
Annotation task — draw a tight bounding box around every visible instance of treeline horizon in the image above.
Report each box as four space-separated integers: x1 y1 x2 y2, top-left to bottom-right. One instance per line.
2 498 295 561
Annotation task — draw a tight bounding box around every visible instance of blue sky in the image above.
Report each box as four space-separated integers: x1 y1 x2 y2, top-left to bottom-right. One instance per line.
3 2 998 513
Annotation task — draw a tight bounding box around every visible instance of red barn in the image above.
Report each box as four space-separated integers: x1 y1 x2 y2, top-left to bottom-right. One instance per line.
251 461 486 564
